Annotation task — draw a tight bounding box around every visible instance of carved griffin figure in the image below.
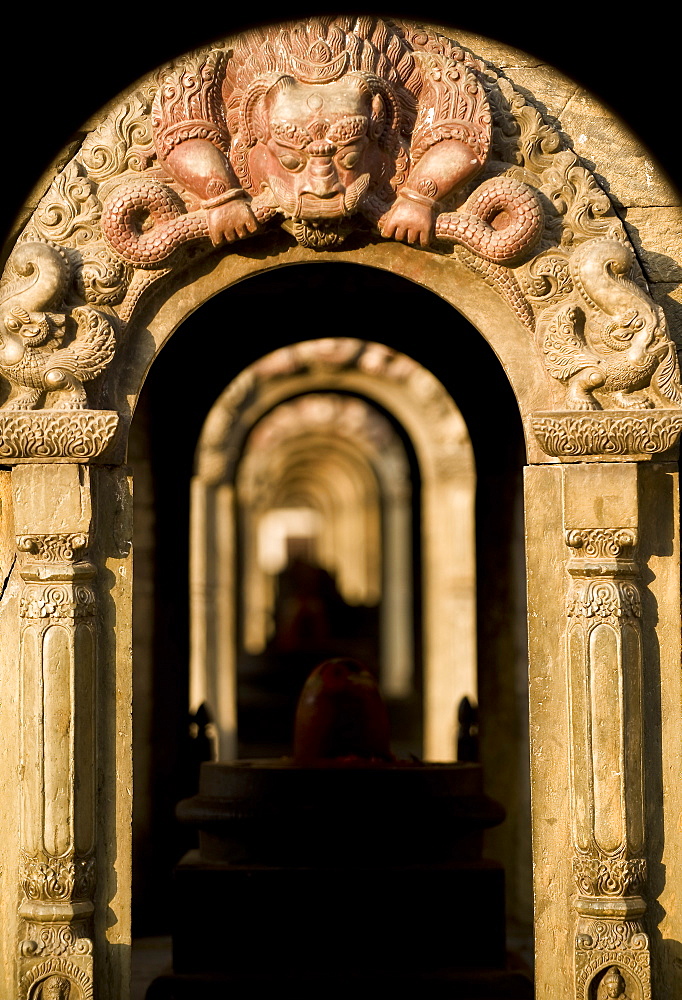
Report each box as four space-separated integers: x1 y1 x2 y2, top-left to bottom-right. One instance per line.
101 17 543 262
0 243 116 410
539 238 682 410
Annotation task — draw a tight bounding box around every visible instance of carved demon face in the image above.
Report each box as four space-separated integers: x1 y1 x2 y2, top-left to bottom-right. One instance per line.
248 76 390 222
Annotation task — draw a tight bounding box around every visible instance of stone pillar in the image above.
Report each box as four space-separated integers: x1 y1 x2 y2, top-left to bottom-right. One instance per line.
563 464 650 1000
526 459 672 1000
6 459 133 1000
189 477 237 759
13 465 96 999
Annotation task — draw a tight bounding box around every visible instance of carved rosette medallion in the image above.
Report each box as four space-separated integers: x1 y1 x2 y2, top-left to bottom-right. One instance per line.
565 528 650 999
17 534 96 997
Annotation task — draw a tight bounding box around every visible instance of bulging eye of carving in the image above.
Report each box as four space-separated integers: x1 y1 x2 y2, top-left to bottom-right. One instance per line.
339 150 360 169
279 153 304 171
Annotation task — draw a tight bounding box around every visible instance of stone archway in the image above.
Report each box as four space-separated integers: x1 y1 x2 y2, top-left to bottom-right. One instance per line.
0 15 681 1000
191 339 476 762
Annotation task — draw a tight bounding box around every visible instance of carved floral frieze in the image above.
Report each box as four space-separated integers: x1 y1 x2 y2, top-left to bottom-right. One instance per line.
19 583 95 620
0 411 118 462
532 410 682 459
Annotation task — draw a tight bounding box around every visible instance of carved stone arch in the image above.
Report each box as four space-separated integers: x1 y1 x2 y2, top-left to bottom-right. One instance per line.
191 341 476 761
0 15 681 1000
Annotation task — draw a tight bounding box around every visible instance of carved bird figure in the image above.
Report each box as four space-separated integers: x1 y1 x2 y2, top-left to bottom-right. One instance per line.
541 238 682 410
0 243 116 410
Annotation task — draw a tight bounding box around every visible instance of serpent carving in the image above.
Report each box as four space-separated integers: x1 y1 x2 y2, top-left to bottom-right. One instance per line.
102 172 542 267
540 237 682 409
101 18 543 273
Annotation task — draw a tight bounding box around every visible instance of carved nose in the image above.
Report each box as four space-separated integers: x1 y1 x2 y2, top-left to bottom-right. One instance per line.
303 157 339 197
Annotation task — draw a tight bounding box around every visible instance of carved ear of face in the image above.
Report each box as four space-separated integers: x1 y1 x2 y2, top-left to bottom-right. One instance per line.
240 73 298 148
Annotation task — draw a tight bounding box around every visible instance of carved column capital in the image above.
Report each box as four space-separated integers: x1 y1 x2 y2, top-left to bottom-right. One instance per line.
20 850 96 906
17 533 89 563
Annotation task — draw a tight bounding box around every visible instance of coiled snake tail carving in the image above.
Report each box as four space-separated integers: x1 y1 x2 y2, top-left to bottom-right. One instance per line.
103 174 543 282
102 179 211 267
101 177 277 268
435 176 543 263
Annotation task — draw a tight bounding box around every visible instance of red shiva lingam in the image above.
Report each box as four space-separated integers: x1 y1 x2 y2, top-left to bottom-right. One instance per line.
148 660 532 998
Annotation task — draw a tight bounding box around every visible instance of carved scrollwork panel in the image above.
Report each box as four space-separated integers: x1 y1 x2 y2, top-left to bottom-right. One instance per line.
17 535 89 563
21 922 93 959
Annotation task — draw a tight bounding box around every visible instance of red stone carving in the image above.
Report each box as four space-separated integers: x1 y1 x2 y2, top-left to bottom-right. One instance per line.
102 17 542 262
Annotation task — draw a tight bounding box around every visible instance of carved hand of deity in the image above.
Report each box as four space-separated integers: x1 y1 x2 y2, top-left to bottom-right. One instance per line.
379 194 435 247
206 199 260 245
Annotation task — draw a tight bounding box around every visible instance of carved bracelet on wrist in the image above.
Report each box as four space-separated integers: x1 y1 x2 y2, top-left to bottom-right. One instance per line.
202 187 247 209
398 187 438 209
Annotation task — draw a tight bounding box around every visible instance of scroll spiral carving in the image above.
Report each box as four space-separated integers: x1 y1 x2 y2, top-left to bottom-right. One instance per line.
17 534 88 562
21 923 93 959
565 528 637 560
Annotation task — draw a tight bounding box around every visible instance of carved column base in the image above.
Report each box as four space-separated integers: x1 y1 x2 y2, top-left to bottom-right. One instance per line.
18 850 95 998
575 909 651 1000
19 909 93 999
573 858 651 1000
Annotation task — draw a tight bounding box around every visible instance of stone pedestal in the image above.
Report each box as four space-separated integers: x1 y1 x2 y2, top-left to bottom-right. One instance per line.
147 760 532 998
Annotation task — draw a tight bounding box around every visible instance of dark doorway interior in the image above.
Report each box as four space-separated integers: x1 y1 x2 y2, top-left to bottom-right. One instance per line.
130 263 528 956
